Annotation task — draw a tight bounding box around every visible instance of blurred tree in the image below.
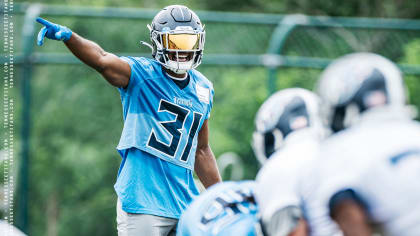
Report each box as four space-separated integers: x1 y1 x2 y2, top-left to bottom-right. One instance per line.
280 0 420 18
198 0 263 12
201 0 420 18
400 39 420 120
28 64 122 236
15 0 204 10
15 0 420 18
8 1 420 236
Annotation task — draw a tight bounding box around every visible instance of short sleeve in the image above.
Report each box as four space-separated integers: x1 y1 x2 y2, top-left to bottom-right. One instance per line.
205 87 215 120
117 56 142 96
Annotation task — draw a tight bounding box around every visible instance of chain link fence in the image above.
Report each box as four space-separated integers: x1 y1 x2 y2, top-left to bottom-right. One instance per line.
2 3 420 235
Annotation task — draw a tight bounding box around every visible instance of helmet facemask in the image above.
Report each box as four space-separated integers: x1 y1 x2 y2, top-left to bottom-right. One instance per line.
149 25 205 74
252 128 284 165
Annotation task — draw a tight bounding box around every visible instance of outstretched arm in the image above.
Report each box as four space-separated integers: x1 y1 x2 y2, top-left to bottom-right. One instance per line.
36 17 130 88
64 33 130 87
194 120 222 188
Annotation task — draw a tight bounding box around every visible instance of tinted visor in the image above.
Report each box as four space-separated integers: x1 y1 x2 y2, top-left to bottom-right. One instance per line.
162 34 200 50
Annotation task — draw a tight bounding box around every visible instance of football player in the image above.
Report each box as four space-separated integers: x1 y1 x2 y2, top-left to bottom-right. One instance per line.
306 52 420 235
176 181 262 236
253 88 340 236
36 5 222 236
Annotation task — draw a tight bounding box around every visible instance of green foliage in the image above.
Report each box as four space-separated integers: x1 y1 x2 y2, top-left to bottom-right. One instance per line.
401 39 420 119
202 66 268 179
210 0 420 18
278 0 420 18
16 0 203 10
28 65 121 235
17 0 420 18
401 39 420 64
7 1 420 236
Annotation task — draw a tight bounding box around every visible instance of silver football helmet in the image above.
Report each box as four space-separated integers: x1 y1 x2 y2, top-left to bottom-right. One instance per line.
144 5 205 74
316 52 406 133
252 88 324 165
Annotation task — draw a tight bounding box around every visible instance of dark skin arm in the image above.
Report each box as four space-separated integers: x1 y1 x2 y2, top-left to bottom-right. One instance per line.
194 120 222 188
64 33 131 88
331 199 372 236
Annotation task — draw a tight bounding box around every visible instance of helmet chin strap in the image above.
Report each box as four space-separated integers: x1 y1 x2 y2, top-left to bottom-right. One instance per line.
169 67 188 75
165 70 188 80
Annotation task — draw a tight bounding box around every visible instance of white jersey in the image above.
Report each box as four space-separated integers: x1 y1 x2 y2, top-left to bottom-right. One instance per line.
0 221 26 236
255 130 340 235
303 108 420 236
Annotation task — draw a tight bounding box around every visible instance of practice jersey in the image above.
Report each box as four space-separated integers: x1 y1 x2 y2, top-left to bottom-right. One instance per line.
255 130 341 236
114 148 200 218
177 181 261 236
304 108 420 236
117 56 214 170
0 221 26 236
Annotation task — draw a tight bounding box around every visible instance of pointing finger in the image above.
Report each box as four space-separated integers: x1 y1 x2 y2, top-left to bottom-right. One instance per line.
36 17 54 27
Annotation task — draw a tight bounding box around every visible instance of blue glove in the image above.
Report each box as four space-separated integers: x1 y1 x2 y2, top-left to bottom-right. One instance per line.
36 17 72 46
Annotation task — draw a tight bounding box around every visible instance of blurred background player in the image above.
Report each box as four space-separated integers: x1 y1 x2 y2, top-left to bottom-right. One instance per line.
0 221 26 236
253 88 340 236
306 52 420 236
176 181 262 236
36 5 221 236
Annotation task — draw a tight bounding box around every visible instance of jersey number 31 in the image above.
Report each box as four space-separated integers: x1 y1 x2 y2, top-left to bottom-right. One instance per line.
147 99 203 163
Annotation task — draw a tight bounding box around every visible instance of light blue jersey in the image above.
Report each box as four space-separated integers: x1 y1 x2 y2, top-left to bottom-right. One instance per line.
114 56 214 218
117 56 213 170
177 181 261 236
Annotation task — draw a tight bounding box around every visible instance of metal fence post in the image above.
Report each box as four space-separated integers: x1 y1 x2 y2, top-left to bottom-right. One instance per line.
265 15 309 94
17 4 42 234
217 152 244 180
